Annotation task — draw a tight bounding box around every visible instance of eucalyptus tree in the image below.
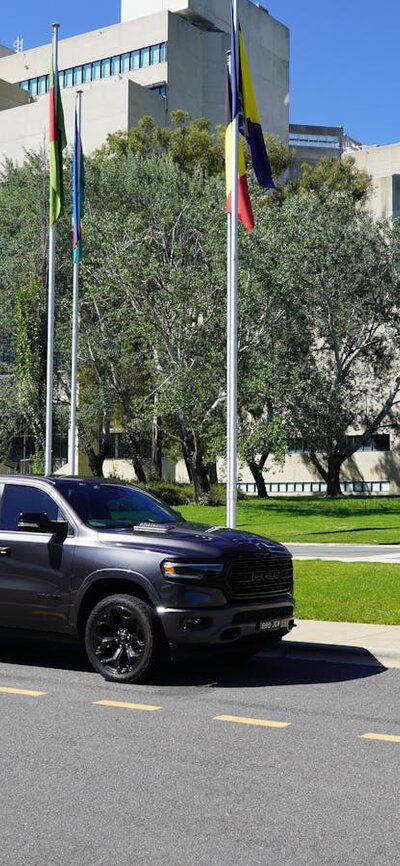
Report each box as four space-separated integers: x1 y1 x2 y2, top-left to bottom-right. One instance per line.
262 191 400 496
0 151 72 467
75 154 226 495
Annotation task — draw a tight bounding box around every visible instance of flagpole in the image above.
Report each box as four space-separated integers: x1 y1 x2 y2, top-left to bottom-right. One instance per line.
69 89 83 476
45 23 60 477
227 0 239 528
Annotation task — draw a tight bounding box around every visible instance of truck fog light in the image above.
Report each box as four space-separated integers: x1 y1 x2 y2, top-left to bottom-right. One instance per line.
180 616 212 631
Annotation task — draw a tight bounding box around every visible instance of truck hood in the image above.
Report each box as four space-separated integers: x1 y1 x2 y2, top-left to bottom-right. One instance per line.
96 520 290 561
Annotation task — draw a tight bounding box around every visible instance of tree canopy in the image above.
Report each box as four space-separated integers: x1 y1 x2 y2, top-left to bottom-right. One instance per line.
1 110 399 499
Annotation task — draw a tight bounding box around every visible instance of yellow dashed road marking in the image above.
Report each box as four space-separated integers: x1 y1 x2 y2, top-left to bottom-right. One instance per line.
94 700 162 711
214 714 290 728
0 686 47 697
360 733 400 743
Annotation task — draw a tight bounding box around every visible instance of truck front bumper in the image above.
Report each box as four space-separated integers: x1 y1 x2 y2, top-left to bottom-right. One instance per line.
157 599 294 659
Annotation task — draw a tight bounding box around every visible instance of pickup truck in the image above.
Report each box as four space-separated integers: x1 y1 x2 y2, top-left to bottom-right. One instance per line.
0 476 294 683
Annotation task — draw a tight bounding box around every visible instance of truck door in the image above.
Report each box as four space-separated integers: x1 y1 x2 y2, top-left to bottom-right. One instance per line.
0 482 75 632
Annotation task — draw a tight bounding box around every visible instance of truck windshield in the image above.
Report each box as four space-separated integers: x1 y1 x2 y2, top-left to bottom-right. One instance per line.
54 481 182 529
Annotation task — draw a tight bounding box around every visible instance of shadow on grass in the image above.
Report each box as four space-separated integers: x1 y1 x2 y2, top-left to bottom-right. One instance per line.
0 631 384 689
308 526 400 539
237 496 400 520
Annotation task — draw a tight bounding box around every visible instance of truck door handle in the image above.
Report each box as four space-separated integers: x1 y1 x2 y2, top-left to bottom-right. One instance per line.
0 547 11 556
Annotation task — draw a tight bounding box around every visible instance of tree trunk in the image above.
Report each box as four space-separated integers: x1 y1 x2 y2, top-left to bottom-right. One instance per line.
207 461 218 485
325 454 343 497
151 419 162 480
87 447 105 477
132 454 147 484
248 460 268 498
124 430 147 484
180 435 193 482
309 450 343 498
178 418 210 500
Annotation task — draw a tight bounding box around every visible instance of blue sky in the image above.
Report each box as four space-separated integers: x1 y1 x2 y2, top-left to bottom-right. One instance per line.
2 1 400 146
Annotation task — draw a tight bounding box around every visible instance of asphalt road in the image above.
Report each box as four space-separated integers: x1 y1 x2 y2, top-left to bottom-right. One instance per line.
287 542 400 562
0 634 399 866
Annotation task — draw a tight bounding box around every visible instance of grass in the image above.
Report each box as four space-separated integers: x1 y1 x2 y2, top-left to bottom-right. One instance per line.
179 495 400 544
294 560 400 625
178 497 400 624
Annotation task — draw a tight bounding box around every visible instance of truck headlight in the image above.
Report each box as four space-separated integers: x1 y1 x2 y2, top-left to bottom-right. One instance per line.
161 561 224 580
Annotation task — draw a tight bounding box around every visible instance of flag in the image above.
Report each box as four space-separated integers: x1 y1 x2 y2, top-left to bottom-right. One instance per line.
49 46 66 225
72 102 85 262
225 46 254 232
238 26 275 190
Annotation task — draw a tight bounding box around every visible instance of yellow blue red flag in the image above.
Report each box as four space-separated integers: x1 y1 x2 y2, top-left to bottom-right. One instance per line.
225 53 254 232
225 6 275 232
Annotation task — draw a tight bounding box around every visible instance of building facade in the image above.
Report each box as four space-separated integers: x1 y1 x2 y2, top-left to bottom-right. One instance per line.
0 0 289 164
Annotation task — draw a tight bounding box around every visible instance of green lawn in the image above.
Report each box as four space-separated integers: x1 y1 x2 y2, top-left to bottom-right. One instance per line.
178 497 400 624
179 495 400 544
294 560 400 625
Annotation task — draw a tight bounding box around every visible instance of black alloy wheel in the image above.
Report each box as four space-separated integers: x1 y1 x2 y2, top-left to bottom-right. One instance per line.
84 594 166 683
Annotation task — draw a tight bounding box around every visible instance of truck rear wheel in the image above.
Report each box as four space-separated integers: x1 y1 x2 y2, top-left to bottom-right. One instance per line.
84 594 167 683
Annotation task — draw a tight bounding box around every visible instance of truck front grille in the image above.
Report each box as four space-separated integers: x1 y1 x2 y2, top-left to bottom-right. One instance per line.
225 556 293 601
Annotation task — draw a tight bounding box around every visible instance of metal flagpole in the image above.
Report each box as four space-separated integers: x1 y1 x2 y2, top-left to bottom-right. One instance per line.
226 0 239 528
69 89 83 476
45 23 60 477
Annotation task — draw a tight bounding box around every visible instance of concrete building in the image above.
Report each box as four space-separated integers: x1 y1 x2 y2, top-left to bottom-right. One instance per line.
0 0 289 164
349 142 400 221
288 123 362 180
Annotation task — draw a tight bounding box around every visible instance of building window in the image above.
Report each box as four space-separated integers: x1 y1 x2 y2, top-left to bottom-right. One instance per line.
130 49 140 70
111 55 120 75
18 40 169 94
141 46 150 68
101 57 111 78
345 434 390 452
151 44 160 65
150 83 167 98
120 52 130 73
92 60 101 80
37 75 47 95
73 66 83 85
82 63 91 83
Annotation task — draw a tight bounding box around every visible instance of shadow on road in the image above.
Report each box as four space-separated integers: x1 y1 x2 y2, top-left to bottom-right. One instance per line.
0 631 387 688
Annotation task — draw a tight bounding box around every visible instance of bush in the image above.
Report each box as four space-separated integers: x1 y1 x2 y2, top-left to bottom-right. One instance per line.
142 482 192 506
104 476 249 506
197 491 221 507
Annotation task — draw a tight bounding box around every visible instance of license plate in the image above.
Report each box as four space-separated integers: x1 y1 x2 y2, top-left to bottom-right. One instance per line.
259 619 282 631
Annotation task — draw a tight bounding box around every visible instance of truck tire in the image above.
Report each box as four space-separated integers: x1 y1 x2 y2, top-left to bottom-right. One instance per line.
84 594 167 683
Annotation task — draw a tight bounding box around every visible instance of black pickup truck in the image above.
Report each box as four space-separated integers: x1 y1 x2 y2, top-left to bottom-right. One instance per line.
0 476 294 683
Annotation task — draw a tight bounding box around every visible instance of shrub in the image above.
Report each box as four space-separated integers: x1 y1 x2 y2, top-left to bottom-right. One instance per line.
142 482 192 506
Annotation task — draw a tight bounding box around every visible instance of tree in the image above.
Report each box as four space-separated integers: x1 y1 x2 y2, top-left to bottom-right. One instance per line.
0 151 72 469
95 111 291 184
0 375 20 466
76 153 227 497
14 279 47 470
235 211 308 496
286 154 373 206
260 191 400 496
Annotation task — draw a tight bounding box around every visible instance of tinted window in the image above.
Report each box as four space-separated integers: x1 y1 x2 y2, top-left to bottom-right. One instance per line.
55 482 181 528
0 485 61 531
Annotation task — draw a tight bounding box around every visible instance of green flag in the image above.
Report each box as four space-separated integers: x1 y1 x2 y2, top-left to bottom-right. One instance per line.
49 49 66 224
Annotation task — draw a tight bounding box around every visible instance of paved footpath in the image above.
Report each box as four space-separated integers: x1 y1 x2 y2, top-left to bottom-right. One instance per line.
286 542 400 562
273 619 400 670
